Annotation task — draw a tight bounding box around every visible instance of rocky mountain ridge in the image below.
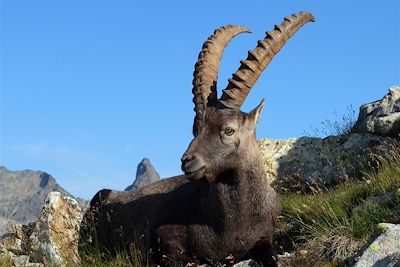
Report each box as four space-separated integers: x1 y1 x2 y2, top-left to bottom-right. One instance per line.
0 167 87 235
0 157 161 236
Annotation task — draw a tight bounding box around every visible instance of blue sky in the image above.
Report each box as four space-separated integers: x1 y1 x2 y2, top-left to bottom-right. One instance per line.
1 1 399 199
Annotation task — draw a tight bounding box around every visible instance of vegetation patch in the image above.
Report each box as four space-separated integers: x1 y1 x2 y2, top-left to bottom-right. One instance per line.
304 105 356 137
276 158 400 266
80 243 150 267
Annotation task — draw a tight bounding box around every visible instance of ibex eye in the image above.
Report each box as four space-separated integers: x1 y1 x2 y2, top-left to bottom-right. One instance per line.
224 128 235 136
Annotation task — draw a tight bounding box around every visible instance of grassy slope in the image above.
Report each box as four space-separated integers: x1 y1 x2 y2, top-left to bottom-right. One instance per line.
277 159 400 266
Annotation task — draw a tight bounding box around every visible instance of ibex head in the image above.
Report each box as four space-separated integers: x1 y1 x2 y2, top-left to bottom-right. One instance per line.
181 12 315 181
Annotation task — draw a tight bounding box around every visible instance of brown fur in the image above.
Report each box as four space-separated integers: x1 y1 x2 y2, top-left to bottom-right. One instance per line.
80 105 281 266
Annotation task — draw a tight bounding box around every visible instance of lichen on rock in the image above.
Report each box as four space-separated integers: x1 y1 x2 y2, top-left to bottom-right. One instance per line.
0 192 82 267
353 223 400 267
259 133 399 191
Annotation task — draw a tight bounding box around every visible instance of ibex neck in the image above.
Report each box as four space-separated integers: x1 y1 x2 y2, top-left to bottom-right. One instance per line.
210 148 274 242
216 149 266 185
238 147 266 180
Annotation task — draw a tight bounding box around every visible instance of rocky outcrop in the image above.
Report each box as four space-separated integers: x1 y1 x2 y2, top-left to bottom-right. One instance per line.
0 192 82 266
353 223 400 267
259 87 400 190
124 158 160 191
352 86 400 138
0 167 88 235
259 133 399 190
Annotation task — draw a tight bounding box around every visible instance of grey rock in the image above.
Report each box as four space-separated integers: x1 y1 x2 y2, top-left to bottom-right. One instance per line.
29 192 81 266
13 255 30 266
259 133 399 189
8 252 44 267
353 223 400 267
0 218 18 238
0 192 82 267
0 224 26 255
23 263 44 267
125 158 161 191
233 259 260 267
352 86 400 137
0 167 88 235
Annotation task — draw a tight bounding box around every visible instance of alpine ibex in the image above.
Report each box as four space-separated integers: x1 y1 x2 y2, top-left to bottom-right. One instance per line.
80 12 314 266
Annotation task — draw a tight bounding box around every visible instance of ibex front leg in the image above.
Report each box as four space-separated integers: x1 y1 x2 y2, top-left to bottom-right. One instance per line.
247 239 278 267
155 224 222 266
154 225 193 265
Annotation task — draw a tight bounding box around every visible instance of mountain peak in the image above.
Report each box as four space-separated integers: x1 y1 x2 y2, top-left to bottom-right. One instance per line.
125 158 160 191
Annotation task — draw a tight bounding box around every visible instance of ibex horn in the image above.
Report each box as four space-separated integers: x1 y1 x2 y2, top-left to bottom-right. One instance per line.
219 12 315 109
192 25 250 136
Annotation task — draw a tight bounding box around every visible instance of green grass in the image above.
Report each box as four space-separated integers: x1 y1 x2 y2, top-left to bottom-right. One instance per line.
80 243 150 267
277 158 400 265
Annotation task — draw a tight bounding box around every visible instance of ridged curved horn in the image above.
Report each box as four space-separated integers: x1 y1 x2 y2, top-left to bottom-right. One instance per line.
219 12 315 109
192 25 250 136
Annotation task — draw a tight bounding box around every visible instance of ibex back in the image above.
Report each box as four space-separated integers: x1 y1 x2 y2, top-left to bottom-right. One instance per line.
80 11 315 266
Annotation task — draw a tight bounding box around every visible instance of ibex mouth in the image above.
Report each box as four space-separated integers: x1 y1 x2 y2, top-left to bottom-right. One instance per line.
184 166 206 180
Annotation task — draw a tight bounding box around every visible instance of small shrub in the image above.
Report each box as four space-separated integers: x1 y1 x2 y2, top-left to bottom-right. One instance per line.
304 105 357 137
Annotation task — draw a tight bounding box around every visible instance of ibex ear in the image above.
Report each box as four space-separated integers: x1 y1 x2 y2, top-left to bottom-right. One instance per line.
248 98 265 125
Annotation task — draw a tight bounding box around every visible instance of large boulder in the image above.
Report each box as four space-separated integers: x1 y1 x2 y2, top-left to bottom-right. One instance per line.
259 87 400 191
125 158 161 191
352 86 400 138
353 223 400 267
259 133 399 190
0 192 82 266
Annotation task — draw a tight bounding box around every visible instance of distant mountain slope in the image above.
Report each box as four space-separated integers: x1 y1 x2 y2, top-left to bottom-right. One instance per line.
0 158 160 235
125 158 161 191
0 166 87 235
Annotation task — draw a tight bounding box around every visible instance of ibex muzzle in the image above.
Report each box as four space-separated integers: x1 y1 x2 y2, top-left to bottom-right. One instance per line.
181 145 206 180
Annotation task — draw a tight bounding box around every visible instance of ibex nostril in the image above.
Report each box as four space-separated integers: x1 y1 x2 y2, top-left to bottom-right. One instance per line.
181 154 197 173
181 154 194 163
